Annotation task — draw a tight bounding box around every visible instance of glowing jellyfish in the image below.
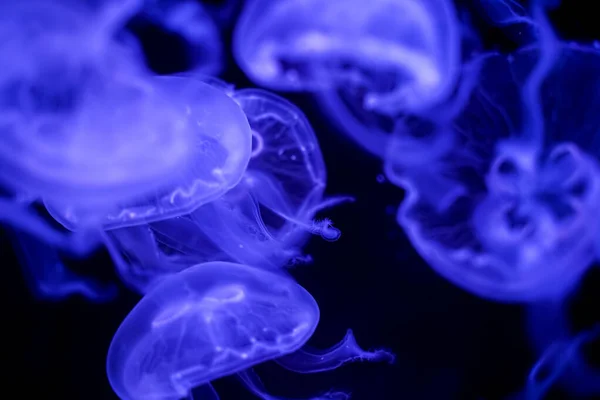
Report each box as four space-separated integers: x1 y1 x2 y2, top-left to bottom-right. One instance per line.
106 261 320 400
135 0 223 75
233 0 461 156
385 42 600 302
7 227 116 302
105 87 346 293
46 75 252 230
0 0 208 243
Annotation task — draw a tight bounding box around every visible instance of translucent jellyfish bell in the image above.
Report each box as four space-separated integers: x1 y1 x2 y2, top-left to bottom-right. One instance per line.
106 261 319 400
233 0 460 115
0 0 199 212
387 43 600 302
47 75 252 230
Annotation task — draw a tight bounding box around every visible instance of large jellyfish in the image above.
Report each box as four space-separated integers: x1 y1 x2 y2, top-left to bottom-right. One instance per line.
385 31 600 301
233 0 462 157
107 262 394 400
46 75 252 231
133 0 223 75
0 0 207 247
105 85 345 293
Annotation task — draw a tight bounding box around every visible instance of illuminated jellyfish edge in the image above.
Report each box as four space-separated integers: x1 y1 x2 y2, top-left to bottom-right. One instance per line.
107 262 320 400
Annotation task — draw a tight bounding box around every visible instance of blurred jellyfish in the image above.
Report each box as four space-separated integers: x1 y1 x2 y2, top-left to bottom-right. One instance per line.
7 228 116 302
0 0 206 242
525 301 600 399
106 261 320 400
106 86 347 293
46 75 252 230
385 40 600 301
233 0 461 157
134 0 223 75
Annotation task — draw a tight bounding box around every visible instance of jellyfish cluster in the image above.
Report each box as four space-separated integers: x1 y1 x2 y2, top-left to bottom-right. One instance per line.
2 0 600 399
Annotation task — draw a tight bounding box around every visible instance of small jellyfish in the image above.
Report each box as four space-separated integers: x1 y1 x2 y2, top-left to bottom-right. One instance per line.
7 228 117 302
135 0 223 75
106 261 319 400
106 86 346 292
233 0 461 157
387 41 600 301
46 75 252 230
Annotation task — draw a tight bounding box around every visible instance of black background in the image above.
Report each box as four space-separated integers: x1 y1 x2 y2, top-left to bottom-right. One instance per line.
2 1 599 399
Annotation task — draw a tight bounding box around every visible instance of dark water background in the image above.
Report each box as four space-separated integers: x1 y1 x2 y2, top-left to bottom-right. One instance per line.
1 1 599 399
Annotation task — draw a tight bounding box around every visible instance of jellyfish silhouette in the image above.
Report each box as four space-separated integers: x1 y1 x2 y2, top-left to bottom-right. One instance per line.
46 75 252 231
233 0 461 157
386 21 600 301
106 262 320 400
134 0 223 75
107 262 394 399
105 85 347 293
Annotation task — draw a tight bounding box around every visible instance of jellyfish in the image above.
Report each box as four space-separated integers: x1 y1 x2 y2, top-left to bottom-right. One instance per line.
105 86 347 293
0 0 210 250
6 227 117 302
233 0 461 157
385 33 600 301
106 261 320 400
46 75 253 231
107 261 394 399
134 0 223 75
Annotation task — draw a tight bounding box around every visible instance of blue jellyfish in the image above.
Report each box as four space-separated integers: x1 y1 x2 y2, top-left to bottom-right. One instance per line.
106 261 320 400
134 0 223 75
46 75 253 231
233 0 461 156
107 261 394 399
385 33 600 301
105 86 346 293
0 0 207 245
7 228 117 302
525 300 600 399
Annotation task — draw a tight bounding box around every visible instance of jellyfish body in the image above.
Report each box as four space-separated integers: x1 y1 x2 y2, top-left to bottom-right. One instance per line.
106 87 342 293
388 43 600 302
106 261 319 400
0 0 198 212
136 0 223 75
233 0 460 157
46 75 252 230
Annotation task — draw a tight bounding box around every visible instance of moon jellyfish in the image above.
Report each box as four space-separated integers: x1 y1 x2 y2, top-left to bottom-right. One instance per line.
7 228 117 302
47 75 252 230
233 0 461 157
386 41 600 302
106 87 345 293
106 261 319 400
0 0 210 257
135 0 223 75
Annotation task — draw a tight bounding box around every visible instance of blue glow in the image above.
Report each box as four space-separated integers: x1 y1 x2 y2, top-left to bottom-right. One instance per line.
106 261 319 400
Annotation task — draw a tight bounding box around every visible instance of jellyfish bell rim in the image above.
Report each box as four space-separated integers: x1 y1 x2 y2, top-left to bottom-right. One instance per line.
44 77 253 231
106 262 320 400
